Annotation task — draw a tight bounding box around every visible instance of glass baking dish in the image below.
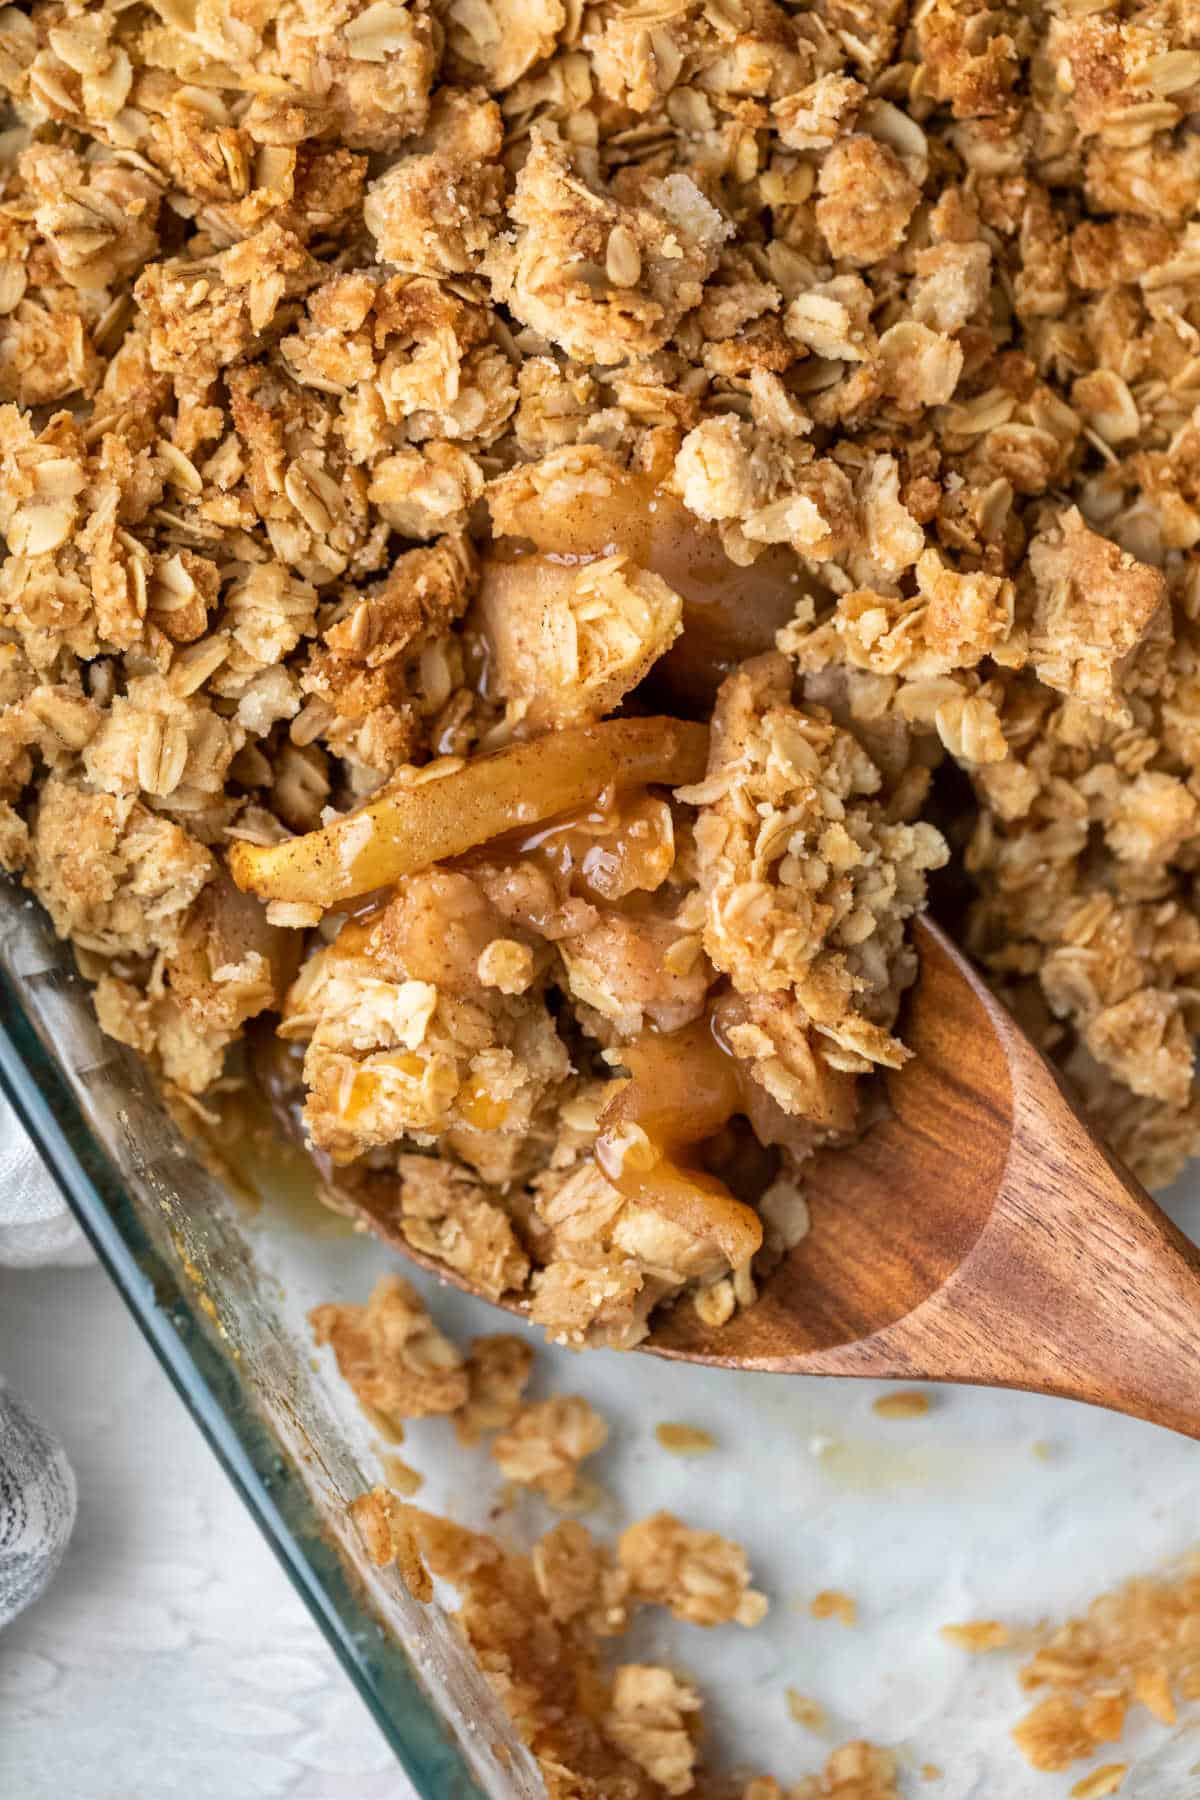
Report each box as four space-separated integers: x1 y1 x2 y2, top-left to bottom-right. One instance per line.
5 871 1200 1800
0 878 540 1800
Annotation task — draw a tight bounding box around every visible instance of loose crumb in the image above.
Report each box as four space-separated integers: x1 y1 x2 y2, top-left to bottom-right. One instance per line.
811 1591 857 1628
491 1393 609 1507
349 1488 432 1605
871 1391 931 1421
380 1453 423 1498
620 1511 769 1629
786 1689 827 1732
1070 1768 1127 1800
455 1334 534 1447
655 1423 717 1458
788 1740 902 1800
941 1621 1012 1653
310 1277 468 1432
944 1563 1200 1776
1011 1566 1200 1770
353 1479 782 1797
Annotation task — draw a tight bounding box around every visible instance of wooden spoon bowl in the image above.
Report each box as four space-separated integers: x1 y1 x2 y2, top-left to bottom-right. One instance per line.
324 919 1200 1438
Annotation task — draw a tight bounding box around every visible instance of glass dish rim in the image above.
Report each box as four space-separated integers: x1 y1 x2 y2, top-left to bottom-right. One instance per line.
0 957 491 1800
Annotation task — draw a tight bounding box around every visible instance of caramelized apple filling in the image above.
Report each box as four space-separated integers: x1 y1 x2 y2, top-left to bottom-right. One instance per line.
483 455 811 712
230 716 708 909
595 1016 765 1273
473 787 678 909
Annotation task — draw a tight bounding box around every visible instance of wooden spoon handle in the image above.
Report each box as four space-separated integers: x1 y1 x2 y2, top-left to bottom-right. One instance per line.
825 1006 1200 1438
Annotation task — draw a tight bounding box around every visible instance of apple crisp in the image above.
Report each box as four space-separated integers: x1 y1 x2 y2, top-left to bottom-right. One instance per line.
6 0 1200 1347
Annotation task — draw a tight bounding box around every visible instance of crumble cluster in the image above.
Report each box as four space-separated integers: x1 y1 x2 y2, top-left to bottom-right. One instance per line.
4 0 1200 1358
947 1559 1200 1777
355 1487 840 1800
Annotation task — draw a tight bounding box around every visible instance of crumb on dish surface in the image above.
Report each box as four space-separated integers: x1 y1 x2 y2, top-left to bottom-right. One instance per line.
655 1422 717 1457
870 1390 930 1420
350 1474 897 1800
785 1690 828 1733
350 1479 756 1797
315 1278 873 1798
945 1561 1200 1774
810 1590 857 1628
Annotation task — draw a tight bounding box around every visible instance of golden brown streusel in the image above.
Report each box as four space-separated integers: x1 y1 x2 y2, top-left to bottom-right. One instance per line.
619 1511 769 1629
790 1741 902 1800
16 3 1200 1788
455 1332 535 1446
605 1664 704 1798
5 0 1200 1347
353 1474 834 1800
490 1392 609 1507
354 1487 670 1797
310 1274 468 1431
705 1741 904 1800
328 1286 899 1797
1013 1566 1200 1772
945 1561 1200 1774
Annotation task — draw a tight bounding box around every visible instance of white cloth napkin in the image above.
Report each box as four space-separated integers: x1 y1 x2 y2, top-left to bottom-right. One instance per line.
0 1085 89 1630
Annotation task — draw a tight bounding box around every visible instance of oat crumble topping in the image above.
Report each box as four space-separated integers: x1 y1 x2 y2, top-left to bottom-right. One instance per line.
310 1272 469 1428
315 1281 896 1798
9 0 1200 1346
313 1266 1197 1797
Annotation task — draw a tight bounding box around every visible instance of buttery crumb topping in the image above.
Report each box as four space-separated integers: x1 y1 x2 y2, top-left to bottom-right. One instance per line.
6 0 1200 1352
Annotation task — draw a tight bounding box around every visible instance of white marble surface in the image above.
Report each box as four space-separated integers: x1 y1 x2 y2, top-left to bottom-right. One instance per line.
0 1264 420 1800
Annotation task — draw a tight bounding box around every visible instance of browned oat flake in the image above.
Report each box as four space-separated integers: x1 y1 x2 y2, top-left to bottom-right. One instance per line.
1069 1767 1128 1800
656 1422 718 1457
871 1390 931 1420
945 1563 1200 1774
785 1690 828 1732
940 1620 1012 1652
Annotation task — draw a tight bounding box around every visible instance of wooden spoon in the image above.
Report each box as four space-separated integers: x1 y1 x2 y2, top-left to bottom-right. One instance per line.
320 918 1200 1438
645 916 1200 1438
